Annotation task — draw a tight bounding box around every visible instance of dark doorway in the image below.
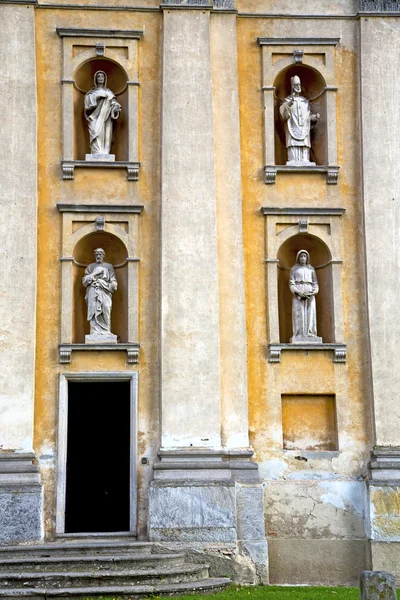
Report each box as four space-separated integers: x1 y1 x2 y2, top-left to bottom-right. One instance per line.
65 381 131 533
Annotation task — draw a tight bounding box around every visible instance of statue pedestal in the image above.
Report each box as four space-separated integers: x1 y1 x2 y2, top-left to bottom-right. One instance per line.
85 153 115 162
85 333 118 344
290 335 322 344
286 160 316 166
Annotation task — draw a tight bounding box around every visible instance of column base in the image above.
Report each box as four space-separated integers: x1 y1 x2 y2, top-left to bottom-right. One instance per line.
148 448 268 584
0 453 42 544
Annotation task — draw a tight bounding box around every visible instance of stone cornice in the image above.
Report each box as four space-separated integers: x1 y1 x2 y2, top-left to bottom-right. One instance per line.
56 28 143 38
57 203 144 213
261 207 345 217
258 37 340 46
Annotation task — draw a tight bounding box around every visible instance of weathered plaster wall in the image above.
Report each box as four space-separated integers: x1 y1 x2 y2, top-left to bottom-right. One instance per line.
360 16 400 448
34 6 162 538
237 12 372 583
0 4 37 452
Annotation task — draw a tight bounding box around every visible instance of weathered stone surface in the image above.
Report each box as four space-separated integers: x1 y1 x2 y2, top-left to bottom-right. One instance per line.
264 481 367 539
360 571 397 600
369 485 400 542
149 484 236 541
0 486 42 543
0 4 37 452
268 539 370 585
371 543 400 584
236 485 265 541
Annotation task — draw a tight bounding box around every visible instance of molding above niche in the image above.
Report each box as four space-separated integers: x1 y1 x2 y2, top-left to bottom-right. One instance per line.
57 28 143 39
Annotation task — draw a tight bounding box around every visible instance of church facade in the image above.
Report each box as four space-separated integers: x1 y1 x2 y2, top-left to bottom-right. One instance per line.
1 0 400 585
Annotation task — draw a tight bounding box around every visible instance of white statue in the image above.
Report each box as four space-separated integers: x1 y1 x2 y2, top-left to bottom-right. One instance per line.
279 75 320 166
289 250 322 343
84 70 121 160
82 248 118 343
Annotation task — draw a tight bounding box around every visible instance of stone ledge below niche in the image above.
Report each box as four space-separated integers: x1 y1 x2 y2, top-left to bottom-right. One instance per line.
59 342 139 364
267 342 346 363
264 165 339 185
61 160 140 181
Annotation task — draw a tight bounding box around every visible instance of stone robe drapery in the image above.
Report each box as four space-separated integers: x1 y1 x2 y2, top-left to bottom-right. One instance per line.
280 95 312 149
289 264 319 338
84 86 120 155
82 262 117 335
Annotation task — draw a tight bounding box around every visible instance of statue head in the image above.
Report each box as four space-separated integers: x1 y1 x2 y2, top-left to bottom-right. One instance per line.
94 248 106 263
94 70 107 88
291 75 302 95
296 249 310 265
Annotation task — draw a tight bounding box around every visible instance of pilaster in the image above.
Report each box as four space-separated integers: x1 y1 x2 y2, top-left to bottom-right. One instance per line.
359 11 400 578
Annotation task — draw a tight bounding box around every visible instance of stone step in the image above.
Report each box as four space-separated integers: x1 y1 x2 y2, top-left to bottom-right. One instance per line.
0 553 186 573
0 577 231 599
0 564 210 589
0 541 154 559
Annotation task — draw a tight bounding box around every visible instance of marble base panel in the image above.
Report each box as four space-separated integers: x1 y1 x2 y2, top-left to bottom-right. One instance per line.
0 454 42 544
85 333 118 344
85 153 115 162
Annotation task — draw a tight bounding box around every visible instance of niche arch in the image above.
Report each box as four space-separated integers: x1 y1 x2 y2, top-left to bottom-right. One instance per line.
74 58 129 161
72 231 128 343
262 207 346 363
57 28 143 180
257 37 339 184
277 233 333 343
57 204 143 364
273 64 327 167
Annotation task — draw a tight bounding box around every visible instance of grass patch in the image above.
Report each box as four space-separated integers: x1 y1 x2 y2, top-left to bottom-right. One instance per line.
162 585 360 600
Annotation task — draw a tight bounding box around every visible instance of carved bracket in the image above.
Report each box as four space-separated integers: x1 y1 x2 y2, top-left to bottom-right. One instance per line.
62 161 140 181
268 343 347 364
59 343 140 364
298 219 308 233
264 165 339 185
293 49 304 63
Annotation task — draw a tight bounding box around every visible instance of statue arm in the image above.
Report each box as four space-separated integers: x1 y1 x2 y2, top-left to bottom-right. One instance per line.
311 268 319 295
280 102 291 121
82 266 92 288
109 266 118 292
289 268 299 295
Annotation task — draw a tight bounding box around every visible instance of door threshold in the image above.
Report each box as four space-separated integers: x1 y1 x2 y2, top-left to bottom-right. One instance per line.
56 532 135 539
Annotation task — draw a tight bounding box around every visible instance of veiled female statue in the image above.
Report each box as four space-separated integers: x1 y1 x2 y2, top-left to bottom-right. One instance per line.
82 248 118 343
84 70 121 158
289 250 322 343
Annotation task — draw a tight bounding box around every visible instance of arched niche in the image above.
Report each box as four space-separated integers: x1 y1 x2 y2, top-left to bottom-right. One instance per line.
72 232 128 343
277 233 334 344
274 64 327 166
73 58 128 161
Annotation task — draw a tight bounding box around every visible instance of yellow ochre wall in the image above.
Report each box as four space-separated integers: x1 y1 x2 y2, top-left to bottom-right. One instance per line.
237 16 372 474
34 7 162 538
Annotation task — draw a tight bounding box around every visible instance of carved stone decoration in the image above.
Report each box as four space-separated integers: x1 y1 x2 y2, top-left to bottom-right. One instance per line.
289 250 322 343
82 248 118 343
360 0 400 11
84 71 121 160
293 49 304 63
279 75 320 166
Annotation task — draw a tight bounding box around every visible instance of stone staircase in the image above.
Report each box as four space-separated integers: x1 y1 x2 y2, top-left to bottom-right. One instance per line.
0 539 231 599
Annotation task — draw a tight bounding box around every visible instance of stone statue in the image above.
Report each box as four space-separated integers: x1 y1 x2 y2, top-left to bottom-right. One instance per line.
279 75 320 166
289 250 322 343
84 70 121 160
82 248 118 343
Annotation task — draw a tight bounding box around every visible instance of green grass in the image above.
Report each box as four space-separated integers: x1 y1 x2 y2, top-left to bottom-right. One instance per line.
86 584 400 600
157 585 360 600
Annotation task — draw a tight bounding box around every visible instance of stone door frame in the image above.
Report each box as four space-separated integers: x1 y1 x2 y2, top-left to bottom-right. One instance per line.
56 371 138 536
